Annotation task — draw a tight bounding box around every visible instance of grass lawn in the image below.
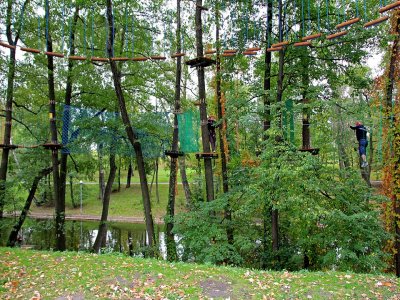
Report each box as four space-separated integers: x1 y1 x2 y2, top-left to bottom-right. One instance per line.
30 183 189 219
0 248 399 299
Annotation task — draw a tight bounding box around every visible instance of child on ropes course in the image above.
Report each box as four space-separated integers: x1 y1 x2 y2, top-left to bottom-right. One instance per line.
350 121 369 168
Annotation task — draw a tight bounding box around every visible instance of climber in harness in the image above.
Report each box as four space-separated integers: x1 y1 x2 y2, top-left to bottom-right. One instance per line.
350 121 369 168
208 115 217 152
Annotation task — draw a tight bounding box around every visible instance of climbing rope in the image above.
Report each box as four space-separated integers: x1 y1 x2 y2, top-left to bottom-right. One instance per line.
91 6 94 57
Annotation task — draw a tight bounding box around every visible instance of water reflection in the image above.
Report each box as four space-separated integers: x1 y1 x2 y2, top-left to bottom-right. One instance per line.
0 218 175 258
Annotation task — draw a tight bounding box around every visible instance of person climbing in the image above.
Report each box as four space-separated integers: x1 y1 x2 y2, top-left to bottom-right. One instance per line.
208 115 217 152
350 121 369 168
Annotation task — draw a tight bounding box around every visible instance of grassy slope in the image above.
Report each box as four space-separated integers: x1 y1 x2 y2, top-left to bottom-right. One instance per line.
0 248 399 300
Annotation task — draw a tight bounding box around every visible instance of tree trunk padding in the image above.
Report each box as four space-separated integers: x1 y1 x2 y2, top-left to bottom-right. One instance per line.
7 165 53 247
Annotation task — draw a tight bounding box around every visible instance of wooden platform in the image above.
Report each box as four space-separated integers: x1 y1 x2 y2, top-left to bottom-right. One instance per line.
0 144 18 150
185 57 216 68
42 143 63 150
195 152 219 159
164 150 185 158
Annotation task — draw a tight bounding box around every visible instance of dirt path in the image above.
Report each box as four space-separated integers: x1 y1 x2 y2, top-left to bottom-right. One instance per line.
4 212 165 224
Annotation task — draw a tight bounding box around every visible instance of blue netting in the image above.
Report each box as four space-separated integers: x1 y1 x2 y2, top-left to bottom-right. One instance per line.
61 105 171 158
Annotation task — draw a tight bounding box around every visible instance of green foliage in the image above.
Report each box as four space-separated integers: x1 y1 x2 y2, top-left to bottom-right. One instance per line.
175 136 390 273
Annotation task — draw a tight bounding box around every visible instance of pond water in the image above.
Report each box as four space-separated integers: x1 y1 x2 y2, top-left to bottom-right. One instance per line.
0 218 176 259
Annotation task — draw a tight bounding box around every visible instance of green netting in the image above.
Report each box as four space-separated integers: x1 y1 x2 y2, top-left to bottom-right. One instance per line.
177 110 200 153
283 99 294 144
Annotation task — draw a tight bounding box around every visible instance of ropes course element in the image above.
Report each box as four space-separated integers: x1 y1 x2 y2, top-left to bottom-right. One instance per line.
267 46 282 52
379 1 400 13
294 41 312 47
326 31 348 40
0 0 394 61
364 0 390 27
297 0 317 45
364 16 389 27
335 0 360 29
336 17 360 29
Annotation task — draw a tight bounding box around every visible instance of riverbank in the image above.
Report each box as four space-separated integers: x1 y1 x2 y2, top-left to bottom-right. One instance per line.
4 211 165 224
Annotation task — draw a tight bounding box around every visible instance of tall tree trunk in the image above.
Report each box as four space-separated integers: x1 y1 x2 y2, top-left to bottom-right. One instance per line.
117 156 121 192
215 3 233 246
166 0 183 261
98 145 105 201
301 54 311 149
195 0 214 202
45 0 64 251
262 0 273 270
335 105 350 170
271 0 285 264
384 11 400 277
0 0 28 219
69 175 76 208
60 5 79 223
7 166 53 246
93 153 117 253
126 161 132 188
106 0 155 250
179 156 192 206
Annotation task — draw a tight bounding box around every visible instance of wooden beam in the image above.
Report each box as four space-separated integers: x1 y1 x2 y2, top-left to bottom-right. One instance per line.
379 1 400 13
336 17 360 29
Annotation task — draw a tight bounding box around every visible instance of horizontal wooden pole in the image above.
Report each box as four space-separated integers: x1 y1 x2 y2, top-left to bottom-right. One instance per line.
45 51 64 58
205 50 216 54
364 16 389 28
336 17 360 29
246 47 262 51
111 57 130 61
91 57 108 62
272 41 289 47
294 41 312 47
171 53 186 58
223 49 237 53
0 42 16 49
243 51 257 55
20 47 41 53
150 56 166 60
267 46 282 52
131 57 148 61
379 1 400 13
326 31 348 40
68 56 86 61
301 33 322 41
222 53 236 57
